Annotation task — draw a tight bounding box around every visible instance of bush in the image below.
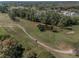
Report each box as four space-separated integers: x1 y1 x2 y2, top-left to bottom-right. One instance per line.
0 35 25 58
37 24 45 32
52 26 60 32
0 5 8 13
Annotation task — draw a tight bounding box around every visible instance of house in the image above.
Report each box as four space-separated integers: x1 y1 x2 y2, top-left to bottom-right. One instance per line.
60 11 79 16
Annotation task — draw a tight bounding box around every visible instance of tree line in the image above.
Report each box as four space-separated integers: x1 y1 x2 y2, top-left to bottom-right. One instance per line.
8 7 79 32
0 3 79 32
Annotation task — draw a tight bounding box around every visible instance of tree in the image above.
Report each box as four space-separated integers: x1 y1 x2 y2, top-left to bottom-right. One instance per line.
8 6 79 32
0 35 25 58
0 4 8 13
37 24 45 32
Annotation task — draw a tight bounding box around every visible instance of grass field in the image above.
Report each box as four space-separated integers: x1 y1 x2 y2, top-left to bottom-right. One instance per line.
5 27 78 58
0 13 56 58
4 27 56 58
18 19 78 48
0 13 79 57
17 18 79 57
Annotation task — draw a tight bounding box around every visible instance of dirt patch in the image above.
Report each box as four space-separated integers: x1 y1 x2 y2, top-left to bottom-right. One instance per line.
66 31 75 35
56 42 73 50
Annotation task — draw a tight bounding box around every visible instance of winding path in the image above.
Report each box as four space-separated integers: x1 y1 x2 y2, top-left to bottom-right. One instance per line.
17 24 74 54
0 23 74 54
0 13 75 55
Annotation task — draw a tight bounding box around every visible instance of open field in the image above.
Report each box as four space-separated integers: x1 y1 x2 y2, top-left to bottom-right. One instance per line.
4 26 77 58
0 12 79 57
4 27 56 58
16 17 79 57
18 18 79 49
0 13 56 58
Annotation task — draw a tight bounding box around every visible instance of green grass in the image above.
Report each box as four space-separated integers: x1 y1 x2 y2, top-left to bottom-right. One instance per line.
0 13 79 57
4 27 55 58
18 19 79 46
17 19 79 57
0 26 77 58
0 27 7 35
0 13 56 58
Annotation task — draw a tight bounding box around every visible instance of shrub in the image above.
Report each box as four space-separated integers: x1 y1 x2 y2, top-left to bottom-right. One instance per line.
0 35 25 58
37 24 45 32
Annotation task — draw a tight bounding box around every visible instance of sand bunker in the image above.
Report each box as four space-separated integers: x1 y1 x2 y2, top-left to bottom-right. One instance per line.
66 31 75 35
